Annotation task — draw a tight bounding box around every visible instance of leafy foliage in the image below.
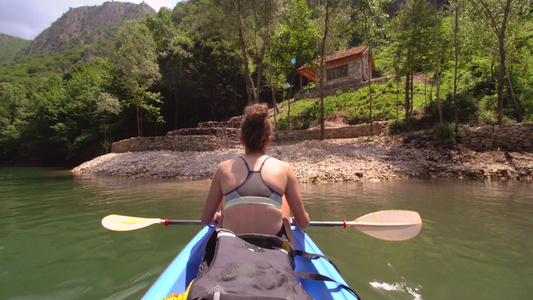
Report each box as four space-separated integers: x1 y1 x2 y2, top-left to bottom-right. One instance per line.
275 79 429 130
433 122 457 145
0 35 31 66
0 0 532 166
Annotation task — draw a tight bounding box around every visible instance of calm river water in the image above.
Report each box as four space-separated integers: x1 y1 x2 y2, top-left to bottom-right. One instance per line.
1 167 532 300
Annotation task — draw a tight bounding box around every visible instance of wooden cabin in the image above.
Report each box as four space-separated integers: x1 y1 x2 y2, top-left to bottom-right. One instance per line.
297 45 376 91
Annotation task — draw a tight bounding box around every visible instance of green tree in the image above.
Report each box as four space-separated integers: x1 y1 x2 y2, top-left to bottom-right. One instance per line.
434 0 443 124
469 0 531 123
0 83 26 129
350 0 392 134
450 0 463 129
113 20 163 136
215 0 281 104
0 83 27 161
145 7 192 130
389 0 435 118
271 0 320 128
315 0 351 139
172 0 247 124
16 75 66 164
96 92 121 153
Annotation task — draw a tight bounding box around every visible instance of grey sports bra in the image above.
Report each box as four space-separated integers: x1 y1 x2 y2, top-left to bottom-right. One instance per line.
224 156 283 209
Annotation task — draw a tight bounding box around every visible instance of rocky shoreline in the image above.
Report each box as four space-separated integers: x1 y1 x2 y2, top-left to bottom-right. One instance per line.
73 135 533 182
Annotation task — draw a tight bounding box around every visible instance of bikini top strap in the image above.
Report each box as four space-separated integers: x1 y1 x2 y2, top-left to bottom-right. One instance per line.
259 156 270 172
239 156 251 171
240 156 270 172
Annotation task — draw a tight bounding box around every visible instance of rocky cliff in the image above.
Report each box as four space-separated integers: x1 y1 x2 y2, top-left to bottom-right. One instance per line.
28 1 155 54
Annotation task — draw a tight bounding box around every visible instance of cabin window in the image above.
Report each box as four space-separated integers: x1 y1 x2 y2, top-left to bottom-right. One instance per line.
327 65 348 80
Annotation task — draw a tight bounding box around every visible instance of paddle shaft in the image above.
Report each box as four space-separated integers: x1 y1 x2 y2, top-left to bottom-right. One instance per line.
165 220 203 225
148 220 412 227
308 221 415 227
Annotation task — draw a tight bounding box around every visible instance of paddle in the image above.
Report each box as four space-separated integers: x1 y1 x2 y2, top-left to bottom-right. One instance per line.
307 210 422 241
102 210 422 241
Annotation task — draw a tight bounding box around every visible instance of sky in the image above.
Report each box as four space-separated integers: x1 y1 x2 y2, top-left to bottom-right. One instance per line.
0 0 181 40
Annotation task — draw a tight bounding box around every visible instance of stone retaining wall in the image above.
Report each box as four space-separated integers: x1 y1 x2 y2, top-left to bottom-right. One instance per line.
111 135 221 153
167 127 239 139
198 116 243 128
459 123 533 151
111 122 533 153
274 122 388 141
110 123 388 153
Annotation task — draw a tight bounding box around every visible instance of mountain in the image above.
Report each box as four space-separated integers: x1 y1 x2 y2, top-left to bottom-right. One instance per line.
28 1 156 55
0 33 28 44
0 33 31 65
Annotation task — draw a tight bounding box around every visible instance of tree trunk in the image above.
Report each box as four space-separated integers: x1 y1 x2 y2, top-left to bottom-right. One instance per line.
404 73 410 117
319 0 331 140
368 51 373 136
365 12 373 136
410 73 414 116
496 36 505 124
254 41 267 103
136 104 141 137
479 0 512 124
239 25 254 104
269 68 278 128
497 0 512 124
103 119 109 153
504 62 523 121
453 0 459 131
396 78 400 121
435 0 443 124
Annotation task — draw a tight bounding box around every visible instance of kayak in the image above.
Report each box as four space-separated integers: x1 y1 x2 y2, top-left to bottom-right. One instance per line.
103 210 420 299
141 225 360 300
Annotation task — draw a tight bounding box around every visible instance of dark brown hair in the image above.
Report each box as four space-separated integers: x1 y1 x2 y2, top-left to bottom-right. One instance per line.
240 103 271 151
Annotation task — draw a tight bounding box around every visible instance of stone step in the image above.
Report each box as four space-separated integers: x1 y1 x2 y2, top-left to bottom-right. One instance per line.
166 127 239 139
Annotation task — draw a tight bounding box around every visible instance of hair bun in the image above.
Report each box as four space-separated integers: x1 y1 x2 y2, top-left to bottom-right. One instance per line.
244 103 269 124
241 103 271 151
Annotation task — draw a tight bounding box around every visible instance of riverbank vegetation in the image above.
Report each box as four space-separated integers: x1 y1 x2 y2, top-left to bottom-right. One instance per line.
1 0 532 166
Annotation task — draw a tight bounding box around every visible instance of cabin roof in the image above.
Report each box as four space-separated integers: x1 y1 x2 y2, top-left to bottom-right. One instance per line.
297 45 375 82
323 45 369 64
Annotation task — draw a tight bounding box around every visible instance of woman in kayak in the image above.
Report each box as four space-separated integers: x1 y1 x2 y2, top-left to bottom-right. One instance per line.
201 103 310 242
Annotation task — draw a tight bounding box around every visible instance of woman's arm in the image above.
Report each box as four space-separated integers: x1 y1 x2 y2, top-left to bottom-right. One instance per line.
201 166 224 226
284 164 310 228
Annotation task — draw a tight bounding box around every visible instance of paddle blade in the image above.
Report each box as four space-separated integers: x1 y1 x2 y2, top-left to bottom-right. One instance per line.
351 210 422 241
102 214 164 231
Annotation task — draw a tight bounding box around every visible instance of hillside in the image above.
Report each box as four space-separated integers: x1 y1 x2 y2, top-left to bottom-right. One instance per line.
0 33 31 65
27 1 155 55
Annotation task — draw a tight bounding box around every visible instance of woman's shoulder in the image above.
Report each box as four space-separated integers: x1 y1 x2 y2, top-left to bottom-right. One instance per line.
265 156 292 171
216 156 244 173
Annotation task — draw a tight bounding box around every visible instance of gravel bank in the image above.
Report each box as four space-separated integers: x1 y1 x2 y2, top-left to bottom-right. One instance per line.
73 135 533 182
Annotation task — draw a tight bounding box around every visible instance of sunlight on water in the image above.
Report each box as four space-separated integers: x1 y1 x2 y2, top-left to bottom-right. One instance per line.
370 281 422 300
370 263 423 300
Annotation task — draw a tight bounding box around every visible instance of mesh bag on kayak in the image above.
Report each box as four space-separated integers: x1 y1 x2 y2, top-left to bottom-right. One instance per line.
187 229 312 300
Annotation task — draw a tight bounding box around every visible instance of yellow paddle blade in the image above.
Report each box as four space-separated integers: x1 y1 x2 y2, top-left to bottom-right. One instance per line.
102 214 164 231
349 210 422 241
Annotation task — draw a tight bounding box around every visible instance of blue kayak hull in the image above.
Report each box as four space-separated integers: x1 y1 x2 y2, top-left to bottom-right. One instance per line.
142 226 359 300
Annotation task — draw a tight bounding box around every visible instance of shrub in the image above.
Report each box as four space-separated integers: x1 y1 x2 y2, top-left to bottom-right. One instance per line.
433 122 457 145
389 116 419 134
